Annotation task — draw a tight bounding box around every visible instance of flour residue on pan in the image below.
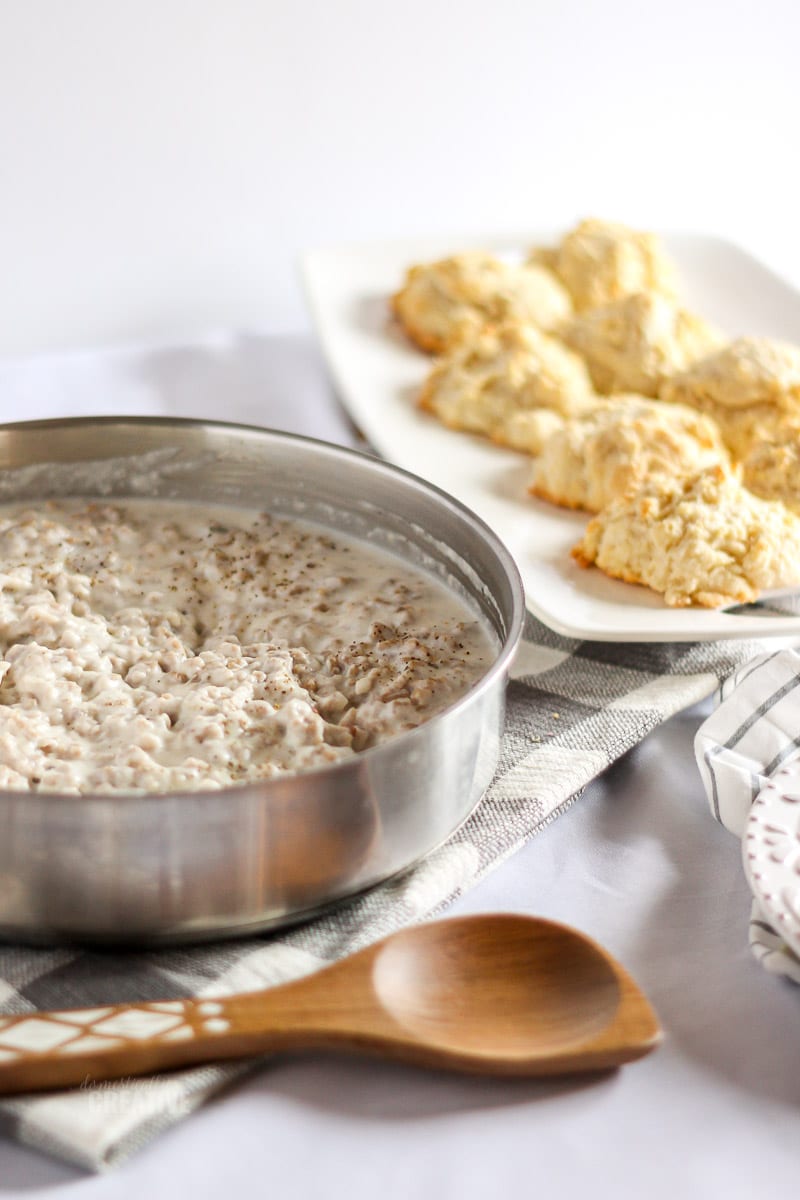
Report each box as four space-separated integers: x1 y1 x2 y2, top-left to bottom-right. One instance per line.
0 446 217 501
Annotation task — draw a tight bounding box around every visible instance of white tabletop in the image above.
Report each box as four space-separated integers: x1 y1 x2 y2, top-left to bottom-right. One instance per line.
0 335 798 1197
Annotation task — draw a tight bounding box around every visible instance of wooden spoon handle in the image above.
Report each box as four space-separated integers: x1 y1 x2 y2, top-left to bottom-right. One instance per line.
0 996 279 1095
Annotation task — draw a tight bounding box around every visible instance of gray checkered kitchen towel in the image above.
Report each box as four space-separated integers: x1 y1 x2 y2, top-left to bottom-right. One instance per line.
0 613 755 1172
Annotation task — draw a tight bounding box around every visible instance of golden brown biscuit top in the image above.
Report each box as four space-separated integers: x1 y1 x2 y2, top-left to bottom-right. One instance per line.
538 218 678 311
560 291 722 396
573 465 800 608
529 395 728 513
661 336 800 411
742 419 800 510
392 252 572 352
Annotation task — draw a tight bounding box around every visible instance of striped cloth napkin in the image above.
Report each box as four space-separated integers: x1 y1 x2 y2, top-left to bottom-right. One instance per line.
0 613 755 1172
696 647 800 983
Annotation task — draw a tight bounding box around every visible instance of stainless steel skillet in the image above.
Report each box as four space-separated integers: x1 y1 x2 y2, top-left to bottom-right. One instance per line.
0 417 524 945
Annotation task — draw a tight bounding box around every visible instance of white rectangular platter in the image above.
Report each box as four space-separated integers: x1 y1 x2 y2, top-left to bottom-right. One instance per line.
301 232 800 642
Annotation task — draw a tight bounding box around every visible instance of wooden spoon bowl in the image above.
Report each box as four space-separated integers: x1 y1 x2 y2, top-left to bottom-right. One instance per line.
371 917 624 1059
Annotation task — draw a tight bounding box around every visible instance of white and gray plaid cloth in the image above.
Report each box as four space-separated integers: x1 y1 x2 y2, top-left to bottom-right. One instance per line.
0 613 756 1172
696 647 800 983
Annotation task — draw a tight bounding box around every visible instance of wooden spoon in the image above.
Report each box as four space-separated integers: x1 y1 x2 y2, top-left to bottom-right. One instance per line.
0 914 661 1094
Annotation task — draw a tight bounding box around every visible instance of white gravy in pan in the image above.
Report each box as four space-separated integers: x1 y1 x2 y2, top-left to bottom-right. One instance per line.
0 500 495 794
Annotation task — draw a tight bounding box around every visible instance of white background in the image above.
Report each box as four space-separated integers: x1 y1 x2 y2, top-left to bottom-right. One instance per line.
2 1 800 1195
1 0 799 359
